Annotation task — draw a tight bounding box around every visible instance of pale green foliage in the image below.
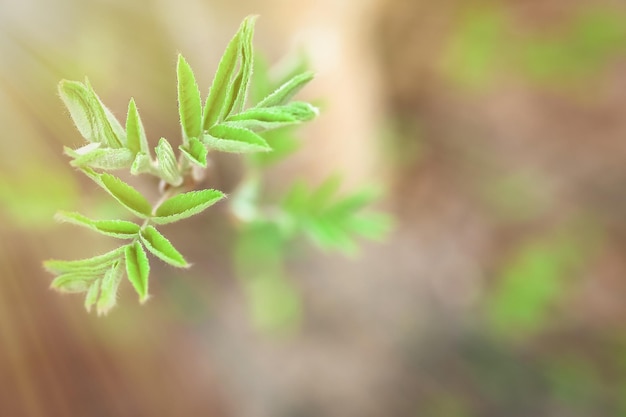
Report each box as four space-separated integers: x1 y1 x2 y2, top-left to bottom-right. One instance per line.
46 15 389 318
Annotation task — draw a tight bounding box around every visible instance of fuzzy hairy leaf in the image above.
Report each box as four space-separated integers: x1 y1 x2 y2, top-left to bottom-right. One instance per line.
126 98 149 155
226 102 318 131
58 80 123 148
223 16 256 117
44 247 125 275
179 137 208 167
203 17 256 129
130 152 155 175
66 147 135 170
204 124 270 153
140 226 188 268
55 211 140 239
177 55 203 140
96 261 124 316
155 138 183 186
50 272 99 293
125 241 150 303
99 173 152 218
152 189 225 224
256 71 314 107
84 279 101 313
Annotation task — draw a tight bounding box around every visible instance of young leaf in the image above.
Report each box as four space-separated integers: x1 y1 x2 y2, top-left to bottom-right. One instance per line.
130 152 155 175
225 102 318 131
96 261 124 316
55 211 140 239
202 17 251 130
256 71 314 107
140 226 188 268
84 279 101 313
152 189 225 224
204 124 271 153
179 137 208 167
155 138 183 186
58 79 123 148
44 247 125 275
222 16 256 117
125 241 150 303
50 272 99 293
66 147 135 170
99 173 153 218
177 54 203 141
126 98 150 155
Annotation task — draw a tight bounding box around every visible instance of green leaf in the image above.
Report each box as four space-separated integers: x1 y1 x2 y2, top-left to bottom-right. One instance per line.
50 272 98 293
152 189 225 224
125 241 150 303
256 71 314 107
140 226 188 268
65 146 135 170
99 173 152 218
54 211 140 239
84 279 101 313
179 137 208 167
58 79 123 148
202 17 254 130
130 152 155 175
126 98 149 155
223 16 256 117
226 102 318 131
44 247 125 275
177 55 203 140
96 261 124 316
154 138 183 186
204 124 270 153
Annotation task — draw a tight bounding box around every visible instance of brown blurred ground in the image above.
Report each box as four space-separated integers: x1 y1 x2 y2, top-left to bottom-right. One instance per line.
2 0 626 416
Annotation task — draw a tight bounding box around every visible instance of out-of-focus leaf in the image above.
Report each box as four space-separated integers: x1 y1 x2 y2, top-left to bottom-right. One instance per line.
226 102 318 131
155 138 183 186
177 54 203 141
179 137 208 167
152 189 225 224
50 272 98 293
125 241 150 303
256 71 314 107
96 261 124 316
65 147 135 170
54 211 140 239
44 247 125 275
84 279 101 313
140 225 188 268
98 173 152 218
204 124 270 153
126 98 149 155
58 79 123 148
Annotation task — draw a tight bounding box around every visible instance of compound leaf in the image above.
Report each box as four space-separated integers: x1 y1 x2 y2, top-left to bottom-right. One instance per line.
152 189 225 224
204 124 270 153
55 211 140 239
226 102 318 131
125 241 150 303
140 226 188 268
177 54 203 140
66 147 135 170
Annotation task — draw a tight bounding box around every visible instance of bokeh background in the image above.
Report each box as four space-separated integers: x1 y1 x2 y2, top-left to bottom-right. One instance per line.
2 0 626 416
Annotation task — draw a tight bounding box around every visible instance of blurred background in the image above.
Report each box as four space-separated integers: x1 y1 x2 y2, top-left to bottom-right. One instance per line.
2 0 626 416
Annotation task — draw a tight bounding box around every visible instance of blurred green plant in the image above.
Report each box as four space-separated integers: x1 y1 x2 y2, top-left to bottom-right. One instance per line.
44 16 391 317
